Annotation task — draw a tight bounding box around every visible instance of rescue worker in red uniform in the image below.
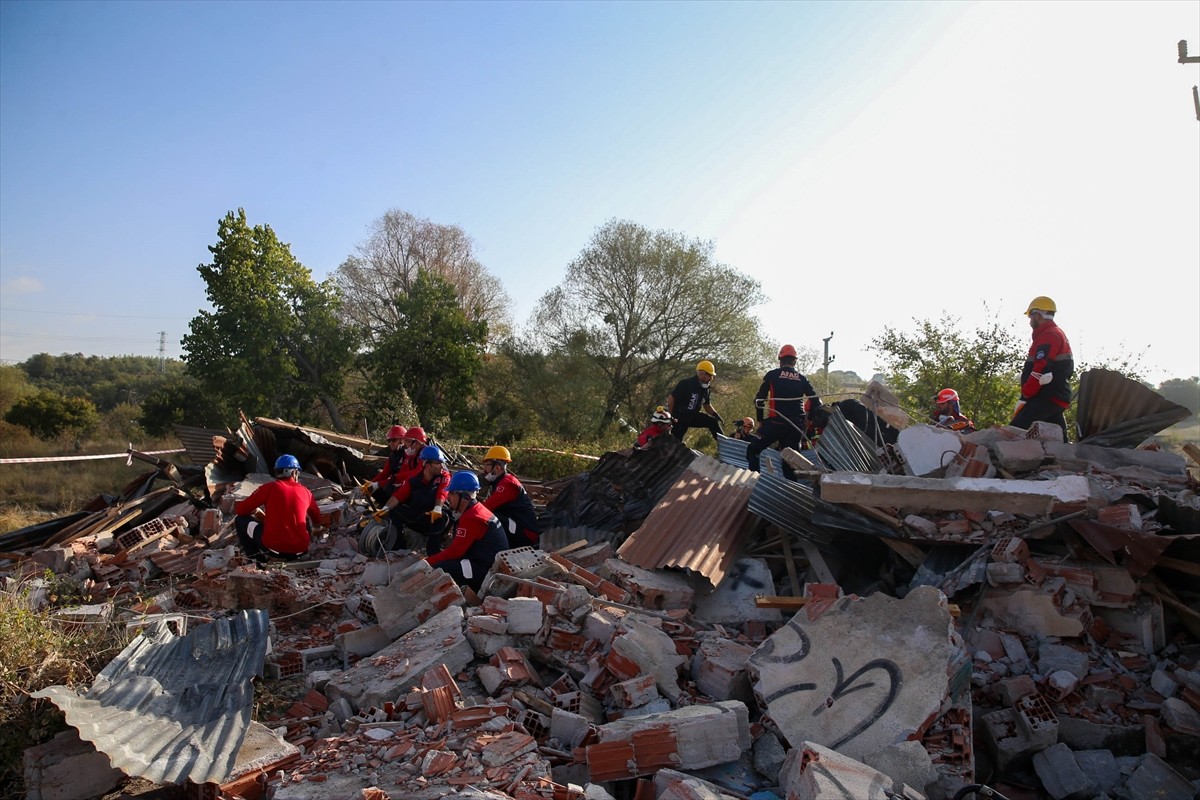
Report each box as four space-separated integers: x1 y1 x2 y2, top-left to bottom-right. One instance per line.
635 407 675 450
667 360 723 442
1012 296 1074 440
392 426 429 484
931 388 976 433
234 454 320 562
480 446 542 548
374 445 450 551
361 424 408 506
428 470 509 592
746 345 820 477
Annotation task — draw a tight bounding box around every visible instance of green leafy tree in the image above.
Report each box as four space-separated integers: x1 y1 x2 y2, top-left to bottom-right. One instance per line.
530 219 769 434
869 311 1023 428
4 390 99 440
1156 377 1200 415
359 270 487 434
18 354 185 412
139 376 234 436
0 364 35 417
182 209 359 430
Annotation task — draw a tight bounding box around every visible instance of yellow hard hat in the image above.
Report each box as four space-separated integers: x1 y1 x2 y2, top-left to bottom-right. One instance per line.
1025 296 1057 316
696 360 716 376
484 445 512 462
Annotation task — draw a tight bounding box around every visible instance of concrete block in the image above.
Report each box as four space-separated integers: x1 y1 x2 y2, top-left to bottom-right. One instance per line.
779 740 898 800
604 558 694 610
1120 753 1195 800
747 585 954 763
335 623 391 658
550 707 591 749
993 439 1047 472
1160 696 1200 735
610 617 686 702
1150 668 1178 698
653 768 744 800
979 587 1085 637
610 674 659 708
1046 669 1080 700
506 595 544 635
586 701 751 781
997 675 1037 706
752 731 786 783
371 559 464 640
1033 742 1091 800
691 636 754 703
862 740 937 797
1095 595 1166 655
23 728 123 800
986 562 1026 586
1073 749 1119 797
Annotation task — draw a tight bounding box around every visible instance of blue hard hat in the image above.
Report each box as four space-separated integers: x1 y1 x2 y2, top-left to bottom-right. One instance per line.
420 445 445 462
275 454 301 471
448 470 480 493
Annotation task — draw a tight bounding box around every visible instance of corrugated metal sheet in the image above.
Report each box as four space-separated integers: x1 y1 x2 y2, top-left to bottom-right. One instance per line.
33 609 270 785
714 434 784 475
811 406 884 473
174 425 228 469
616 455 758 588
1076 368 1192 448
538 525 626 552
541 436 695 533
747 472 830 545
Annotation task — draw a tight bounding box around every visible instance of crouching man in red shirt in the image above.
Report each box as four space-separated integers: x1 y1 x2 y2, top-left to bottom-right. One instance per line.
427 470 509 593
234 454 320 562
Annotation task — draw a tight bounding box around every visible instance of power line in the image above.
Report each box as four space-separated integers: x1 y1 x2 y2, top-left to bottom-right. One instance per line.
0 307 190 321
0 331 167 344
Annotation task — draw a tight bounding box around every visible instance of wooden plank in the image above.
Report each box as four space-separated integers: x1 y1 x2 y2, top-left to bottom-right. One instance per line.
1183 442 1200 468
755 596 809 610
779 532 802 596
881 538 926 569
1154 555 1200 579
801 542 836 584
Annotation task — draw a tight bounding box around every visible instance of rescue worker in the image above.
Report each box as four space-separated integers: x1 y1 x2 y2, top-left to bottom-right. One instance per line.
1012 296 1074 440
932 388 976 433
234 454 320 562
361 424 408 506
667 360 723 442
635 407 675 449
393 426 428 483
480 445 542 548
746 344 820 476
427 470 509 593
732 416 757 441
373 444 450 551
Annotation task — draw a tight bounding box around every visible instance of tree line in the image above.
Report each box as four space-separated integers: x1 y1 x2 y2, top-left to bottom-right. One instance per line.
3 208 1198 452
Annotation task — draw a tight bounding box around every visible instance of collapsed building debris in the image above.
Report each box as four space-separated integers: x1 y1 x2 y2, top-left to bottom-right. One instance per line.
4 370 1200 800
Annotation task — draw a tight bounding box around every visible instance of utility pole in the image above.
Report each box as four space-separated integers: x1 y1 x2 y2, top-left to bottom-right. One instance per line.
158 331 167 374
822 332 835 382
1179 40 1200 122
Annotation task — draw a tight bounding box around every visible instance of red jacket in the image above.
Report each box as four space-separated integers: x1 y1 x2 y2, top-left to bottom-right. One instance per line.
1020 320 1074 408
635 423 670 449
234 479 319 554
427 500 507 568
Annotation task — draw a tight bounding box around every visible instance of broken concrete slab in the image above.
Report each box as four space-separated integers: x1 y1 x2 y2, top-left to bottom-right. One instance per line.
609 615 687 702
692 557 782 626
1033 742 1091 800
818 472 1094 515
778 740 903 800
747 585 955 762
324 605 472 712
861 740 937 797
897 424 965 478
979 587 1086 637
371 559 465 640
23 728 123 800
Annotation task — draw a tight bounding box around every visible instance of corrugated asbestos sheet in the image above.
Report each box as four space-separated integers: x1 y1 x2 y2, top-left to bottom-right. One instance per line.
1076 368 1192 448
616 455 758 588
541 435 695 533
33 609 270 785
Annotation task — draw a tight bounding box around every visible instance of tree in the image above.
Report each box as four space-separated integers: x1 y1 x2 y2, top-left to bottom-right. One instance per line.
4 390 99 440
869 311 1023 428
1156 377 1200 415
334 209 511 340
530 219 768 433
139 376 234 436
182 210 359 430
359 270 487 434
0 364 35 417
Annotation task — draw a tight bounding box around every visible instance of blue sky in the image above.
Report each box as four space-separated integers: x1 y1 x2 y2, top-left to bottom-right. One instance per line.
2 0 1198 385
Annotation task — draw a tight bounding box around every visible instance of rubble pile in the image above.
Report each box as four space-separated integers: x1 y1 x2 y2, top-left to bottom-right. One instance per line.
5 373 1200 800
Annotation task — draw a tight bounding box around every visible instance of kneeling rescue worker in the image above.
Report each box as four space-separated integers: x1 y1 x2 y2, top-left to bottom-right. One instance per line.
480 445 541 549
427 470 509 593
234 454 320 562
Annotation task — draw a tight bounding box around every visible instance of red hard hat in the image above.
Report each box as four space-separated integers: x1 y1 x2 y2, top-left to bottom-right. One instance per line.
386 424 407 441
936 389 959 404
778 344 797 359
406 426 427 444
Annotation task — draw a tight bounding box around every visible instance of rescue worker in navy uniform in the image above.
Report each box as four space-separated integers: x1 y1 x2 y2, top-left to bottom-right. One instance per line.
373 445 451 550
746 344 820 476
480 445 542 549
667 360 723 442
1012 296 1074 440
427 471 510 593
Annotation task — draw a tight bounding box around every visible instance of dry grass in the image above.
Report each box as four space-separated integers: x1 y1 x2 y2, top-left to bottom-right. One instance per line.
0 575 134 798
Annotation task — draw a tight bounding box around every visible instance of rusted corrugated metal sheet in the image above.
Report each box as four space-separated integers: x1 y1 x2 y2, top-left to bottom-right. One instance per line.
33 609 269 785
1076 368 1192 448
616 455 757 588
174 424 227 468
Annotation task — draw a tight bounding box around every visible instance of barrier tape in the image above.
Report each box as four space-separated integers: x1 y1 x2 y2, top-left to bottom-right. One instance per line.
0 448 186 465
454 443 600 461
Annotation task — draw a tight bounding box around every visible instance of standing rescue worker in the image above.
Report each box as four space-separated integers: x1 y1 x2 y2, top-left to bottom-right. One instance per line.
361 424 408 506
746 345 820 475
667 360 723 442
480 445 542 548
374 445 451 551
932 389 976 433
428 471 509 593
234 454 320 562
1012 296 1074 440
635 407 675 449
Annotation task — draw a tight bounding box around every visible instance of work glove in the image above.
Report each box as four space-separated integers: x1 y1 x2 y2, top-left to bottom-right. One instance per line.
427 505 443 523
373 507 389 523
360 481 378 495
1012 399 1027 421
1034 371 1053 386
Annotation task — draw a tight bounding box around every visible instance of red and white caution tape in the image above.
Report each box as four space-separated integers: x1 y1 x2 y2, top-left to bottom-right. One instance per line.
0 448 185 465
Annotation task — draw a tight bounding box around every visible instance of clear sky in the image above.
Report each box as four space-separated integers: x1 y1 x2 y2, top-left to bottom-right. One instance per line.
2 0 1198 386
